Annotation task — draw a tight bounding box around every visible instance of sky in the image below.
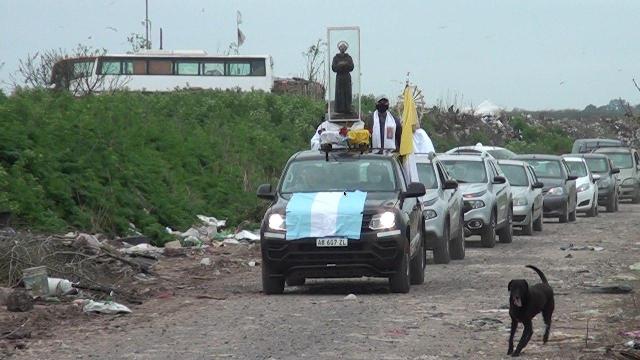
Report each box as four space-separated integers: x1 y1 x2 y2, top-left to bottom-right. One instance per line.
1 0 639 110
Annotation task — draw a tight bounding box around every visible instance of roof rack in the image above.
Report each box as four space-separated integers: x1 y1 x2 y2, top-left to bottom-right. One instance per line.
448 149 492 158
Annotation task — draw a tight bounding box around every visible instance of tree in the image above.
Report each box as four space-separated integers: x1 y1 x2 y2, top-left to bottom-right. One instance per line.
127 33 151 53
302 39 326 85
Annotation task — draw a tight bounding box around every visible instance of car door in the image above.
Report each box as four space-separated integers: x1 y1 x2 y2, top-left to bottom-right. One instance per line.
398 159 421 257
436 161 460 236
526 165 543 218
489 160 508 225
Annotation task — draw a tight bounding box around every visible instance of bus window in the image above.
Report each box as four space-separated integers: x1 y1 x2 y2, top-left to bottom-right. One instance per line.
227 62 250 76
148 60 172 75
123 61 134 74
100 61 120 75
132 60 146 75
250 59 266 76
73 60 94 78
203 62 224 76
176 62 199 75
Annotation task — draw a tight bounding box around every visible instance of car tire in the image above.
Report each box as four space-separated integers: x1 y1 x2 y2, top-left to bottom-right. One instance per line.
533 212 543 232
450 215 465 260
498 207 513 243
586 196 597 217
633 188 640 204
389 251 410 293
410 235 426 285
433 220 451 264
606 192 616 212
262 261 285 295
522 207 534 235
480 211 496 248
286 277 305 287
559 202 569 223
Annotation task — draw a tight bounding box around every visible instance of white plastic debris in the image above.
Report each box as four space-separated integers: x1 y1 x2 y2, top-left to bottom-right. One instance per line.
200 258 212 266
121 243 164 258
165 226 174 234
82 300 131 314
48 278 75 296
196 215 226 228
234 230 259 242
222 238 240 246
248 261 257 267
344 294 357 301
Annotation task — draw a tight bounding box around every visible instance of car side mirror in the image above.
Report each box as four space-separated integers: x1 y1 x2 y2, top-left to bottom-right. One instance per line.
443 179 458 190
402 182 426 199
532 182 544 189
611 168 620 174
592 174 601 182
492 176 507 184
567 175 578 182
257 183 276 200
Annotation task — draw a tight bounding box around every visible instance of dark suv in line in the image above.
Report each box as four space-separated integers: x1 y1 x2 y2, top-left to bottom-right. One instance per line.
515 155 578 223
257 149 426 294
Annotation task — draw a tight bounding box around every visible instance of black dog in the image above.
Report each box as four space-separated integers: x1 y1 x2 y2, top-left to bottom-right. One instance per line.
507 265 554 357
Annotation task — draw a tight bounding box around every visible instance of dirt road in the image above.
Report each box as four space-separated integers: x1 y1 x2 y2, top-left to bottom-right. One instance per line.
10 204 640 359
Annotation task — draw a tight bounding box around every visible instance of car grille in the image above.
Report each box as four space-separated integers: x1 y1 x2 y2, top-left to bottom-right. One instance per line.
513 215 526 223
264 238 399 264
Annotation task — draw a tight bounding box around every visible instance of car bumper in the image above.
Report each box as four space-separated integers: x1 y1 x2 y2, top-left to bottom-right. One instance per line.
597 185 615 204
576 187 596 211
463 206 492 237
512 205 530 226
543 195 567 217
260 230 405 279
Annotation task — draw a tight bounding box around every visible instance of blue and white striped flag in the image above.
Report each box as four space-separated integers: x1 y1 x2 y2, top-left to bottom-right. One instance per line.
286 191 367 240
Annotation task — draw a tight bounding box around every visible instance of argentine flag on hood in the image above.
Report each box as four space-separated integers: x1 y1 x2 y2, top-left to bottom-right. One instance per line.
286 191 367 240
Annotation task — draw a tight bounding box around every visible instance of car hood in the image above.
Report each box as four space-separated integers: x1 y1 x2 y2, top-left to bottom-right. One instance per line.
510 186 530 198
272 192 399 215
458 183 488 196
539 177 564 191
575 176 590 187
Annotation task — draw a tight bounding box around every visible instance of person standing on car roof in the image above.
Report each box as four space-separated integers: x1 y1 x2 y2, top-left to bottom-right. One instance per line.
412 117 435 154
365 95 402 152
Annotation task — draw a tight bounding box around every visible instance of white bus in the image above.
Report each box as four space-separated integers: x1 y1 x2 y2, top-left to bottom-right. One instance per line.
51 50 274 92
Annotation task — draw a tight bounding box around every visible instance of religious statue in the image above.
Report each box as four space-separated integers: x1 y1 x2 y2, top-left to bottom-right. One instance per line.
331 41 354 115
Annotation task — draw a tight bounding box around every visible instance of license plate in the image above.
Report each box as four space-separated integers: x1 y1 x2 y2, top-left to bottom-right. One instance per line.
316 237 348 247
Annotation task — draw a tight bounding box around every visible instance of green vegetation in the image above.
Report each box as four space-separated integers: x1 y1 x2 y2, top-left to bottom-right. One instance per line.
505 116 573 154
0 89 324 243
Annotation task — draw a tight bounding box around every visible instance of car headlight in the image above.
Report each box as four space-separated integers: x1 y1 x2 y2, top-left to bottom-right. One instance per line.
514 197 528 206
577 183 590 193
465 200 485 209
268 213 286 231
463 190 487 199
370 211 396 230
547 187 564 196
424 209 438 220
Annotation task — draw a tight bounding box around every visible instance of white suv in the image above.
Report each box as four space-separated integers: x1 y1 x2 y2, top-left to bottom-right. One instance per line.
446 143 517 160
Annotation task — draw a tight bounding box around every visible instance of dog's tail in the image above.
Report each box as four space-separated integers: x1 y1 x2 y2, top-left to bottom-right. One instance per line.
526 265 548 284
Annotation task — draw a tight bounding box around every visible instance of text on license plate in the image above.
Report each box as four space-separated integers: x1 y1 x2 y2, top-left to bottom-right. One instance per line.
316 237 348 247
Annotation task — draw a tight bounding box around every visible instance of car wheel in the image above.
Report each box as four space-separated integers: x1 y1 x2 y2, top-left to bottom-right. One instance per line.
450 215 465 260
390 251 410 293
606 192 616 212
559 202 569 223
410 234 426 285
286 277 305 287
614 192 620 212
586 196 597 217
498 207 513 243
480 211 496 248
433 219 451 264
522 207 534 235
533 212 543 232
262 261 285 295
633 188 640 204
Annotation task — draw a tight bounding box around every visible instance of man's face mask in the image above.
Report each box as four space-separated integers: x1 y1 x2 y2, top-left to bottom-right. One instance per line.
376 102 389 112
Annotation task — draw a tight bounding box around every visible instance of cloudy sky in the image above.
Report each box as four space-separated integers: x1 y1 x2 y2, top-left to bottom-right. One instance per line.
2 0 639 109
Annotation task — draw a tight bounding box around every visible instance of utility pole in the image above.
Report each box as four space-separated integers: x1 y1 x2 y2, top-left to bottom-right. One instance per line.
145 0 150 49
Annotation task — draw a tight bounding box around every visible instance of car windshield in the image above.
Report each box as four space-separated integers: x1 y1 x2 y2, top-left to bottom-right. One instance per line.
441 160 487 183
488 149 515 159
500 164 529 186
525 160 563 179
599 152 633 169
585 158 609 173
280 159 397 193
416 163 439 189
565 161 588 177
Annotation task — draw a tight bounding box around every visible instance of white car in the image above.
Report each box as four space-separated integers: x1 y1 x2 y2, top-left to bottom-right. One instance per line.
497 160 544 235
446 143 517 160
562 156 600 217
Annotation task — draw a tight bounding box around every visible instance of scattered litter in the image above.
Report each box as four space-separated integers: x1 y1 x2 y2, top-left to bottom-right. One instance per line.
464 317 503 330
344 294 357 301
234 230 259 242
121 243 164 259
197 215 226 228
82 300 131 314
22 266 49 296
47 278 76 296
625 340 640 350
565 254 573 258
623 330 640 339
584 284 633 294
200 258 212 266
478 309 509 313
548 331 592 343
120 236 150 245
630 263 640 272
613 274 638 281
248 260 257 267
64 232 76 238
560 244 604 251
182 236 203 248
222 238 240 246
6 290 33 312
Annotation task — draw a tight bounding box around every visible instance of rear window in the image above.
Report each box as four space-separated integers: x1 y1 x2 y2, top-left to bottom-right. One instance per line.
500 164 529 186
441 160 487 183
524 160 563 179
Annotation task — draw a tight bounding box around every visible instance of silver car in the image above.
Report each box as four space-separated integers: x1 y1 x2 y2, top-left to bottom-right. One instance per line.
440 153 513 248
497 160 544 235
414 153 464 264
446 144 517 159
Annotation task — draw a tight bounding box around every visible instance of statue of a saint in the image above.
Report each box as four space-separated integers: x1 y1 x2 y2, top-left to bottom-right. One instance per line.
332 41 354 115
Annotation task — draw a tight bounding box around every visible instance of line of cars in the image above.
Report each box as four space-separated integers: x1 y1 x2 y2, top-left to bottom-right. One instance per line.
256 138 640 294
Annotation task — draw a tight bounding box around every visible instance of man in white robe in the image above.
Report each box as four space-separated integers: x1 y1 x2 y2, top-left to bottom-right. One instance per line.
365 95 402 152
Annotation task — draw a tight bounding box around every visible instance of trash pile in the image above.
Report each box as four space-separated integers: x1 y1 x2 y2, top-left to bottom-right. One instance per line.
164 214 259 249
